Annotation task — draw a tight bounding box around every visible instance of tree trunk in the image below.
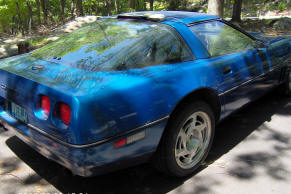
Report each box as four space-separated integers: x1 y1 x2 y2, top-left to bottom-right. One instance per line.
150 0 154 11
105 0 112 16
17 41 30 54
138 0 143 10
76 0 84 16
36 0 41 25
129 0 135 9
15 2 25 35
115 0 119 14
25 0 34 33
60 0 66 23
143 0 147 10
182 0 188 9
168 0 179 10
1 20 7 34
225 0 231 9
207 0 224 17
94 2 99 16
11 16 16 35
71 0 76 18
231 0 243 22
45 0 55 24
41 0 48 25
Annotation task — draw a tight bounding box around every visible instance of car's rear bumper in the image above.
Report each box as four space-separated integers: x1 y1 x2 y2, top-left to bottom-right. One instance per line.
0 110 167 176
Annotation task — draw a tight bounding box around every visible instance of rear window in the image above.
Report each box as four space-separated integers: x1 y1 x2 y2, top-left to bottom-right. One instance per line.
31 19 192 71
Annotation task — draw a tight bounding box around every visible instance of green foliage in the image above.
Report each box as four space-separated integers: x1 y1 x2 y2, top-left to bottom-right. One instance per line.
154 2 167 10
278 2 287 11
0 0 290 36
202 7 207 13
265 1 288 11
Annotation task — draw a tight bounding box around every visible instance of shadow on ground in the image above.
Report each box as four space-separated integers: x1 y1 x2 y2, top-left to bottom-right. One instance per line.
4 90 291 194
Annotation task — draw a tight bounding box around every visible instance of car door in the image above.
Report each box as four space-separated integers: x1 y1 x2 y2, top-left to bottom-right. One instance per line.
189 20 271 118
264 38 291 86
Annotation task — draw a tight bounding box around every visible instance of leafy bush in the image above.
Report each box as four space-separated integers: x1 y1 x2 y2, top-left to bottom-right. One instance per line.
278 2 287 11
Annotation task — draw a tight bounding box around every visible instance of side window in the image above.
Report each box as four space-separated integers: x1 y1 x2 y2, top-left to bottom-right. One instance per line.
152 30 193 65
190 21 255 57
123 27 193 70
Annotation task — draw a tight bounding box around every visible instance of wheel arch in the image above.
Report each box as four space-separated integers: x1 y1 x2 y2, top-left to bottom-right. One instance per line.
152 87 221 175
169 87 221 123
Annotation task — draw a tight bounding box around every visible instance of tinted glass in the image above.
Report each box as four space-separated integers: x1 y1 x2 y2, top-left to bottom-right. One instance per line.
190 21 255 57
32 19 192 71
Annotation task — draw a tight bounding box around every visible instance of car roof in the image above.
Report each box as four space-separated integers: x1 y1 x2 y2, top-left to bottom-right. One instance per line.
120 11 219 24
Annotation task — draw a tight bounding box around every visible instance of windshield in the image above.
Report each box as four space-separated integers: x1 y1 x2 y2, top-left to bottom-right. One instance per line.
31 19 192 71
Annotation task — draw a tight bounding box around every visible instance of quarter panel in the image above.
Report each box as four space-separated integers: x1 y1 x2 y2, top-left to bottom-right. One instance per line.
76 60 223 144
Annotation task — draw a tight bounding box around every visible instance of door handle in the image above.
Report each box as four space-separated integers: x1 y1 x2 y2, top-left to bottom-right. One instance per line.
223 66 232 74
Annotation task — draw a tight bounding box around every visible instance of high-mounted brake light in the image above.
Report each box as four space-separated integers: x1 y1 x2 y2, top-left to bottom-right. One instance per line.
60 103 71 125
41 96 50 116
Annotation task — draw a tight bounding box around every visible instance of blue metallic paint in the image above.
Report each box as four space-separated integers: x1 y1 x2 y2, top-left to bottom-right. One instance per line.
0 110 167 176
0 11 290 176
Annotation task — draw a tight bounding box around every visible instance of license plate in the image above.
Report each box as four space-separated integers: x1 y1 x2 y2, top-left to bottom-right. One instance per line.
10 102 28 123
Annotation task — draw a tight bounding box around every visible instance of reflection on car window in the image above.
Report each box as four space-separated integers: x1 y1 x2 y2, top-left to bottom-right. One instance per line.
190 21 255 57
32 19 192 71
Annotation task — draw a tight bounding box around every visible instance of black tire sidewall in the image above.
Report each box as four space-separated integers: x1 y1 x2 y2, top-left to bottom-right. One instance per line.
286 71 291 95
163 101 215 177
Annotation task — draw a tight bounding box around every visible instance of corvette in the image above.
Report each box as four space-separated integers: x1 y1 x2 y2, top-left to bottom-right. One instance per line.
0 11 290 177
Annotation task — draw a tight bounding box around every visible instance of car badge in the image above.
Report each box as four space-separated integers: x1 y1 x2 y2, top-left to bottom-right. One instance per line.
0 84 18 96
32 65 44 70
0 84 7 90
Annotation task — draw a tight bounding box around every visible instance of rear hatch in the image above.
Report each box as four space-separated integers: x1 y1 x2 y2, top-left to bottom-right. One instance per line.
0 54 84 144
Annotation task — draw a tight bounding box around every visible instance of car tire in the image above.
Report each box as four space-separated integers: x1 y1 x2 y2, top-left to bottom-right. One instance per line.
284 70 291 96
153 101 215 177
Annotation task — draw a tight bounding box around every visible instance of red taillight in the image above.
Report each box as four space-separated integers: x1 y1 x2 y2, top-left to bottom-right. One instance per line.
60 103 71 125
41 96 50 116
114 138 126 149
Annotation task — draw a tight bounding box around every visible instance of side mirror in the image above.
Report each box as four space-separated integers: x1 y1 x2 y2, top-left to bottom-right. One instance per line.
254 40 266 49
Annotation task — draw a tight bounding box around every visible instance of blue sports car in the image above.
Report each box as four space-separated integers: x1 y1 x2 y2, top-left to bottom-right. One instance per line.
0 11 290 177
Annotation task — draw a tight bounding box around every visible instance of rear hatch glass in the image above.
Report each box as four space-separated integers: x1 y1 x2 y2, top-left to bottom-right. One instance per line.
31 19 192 72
